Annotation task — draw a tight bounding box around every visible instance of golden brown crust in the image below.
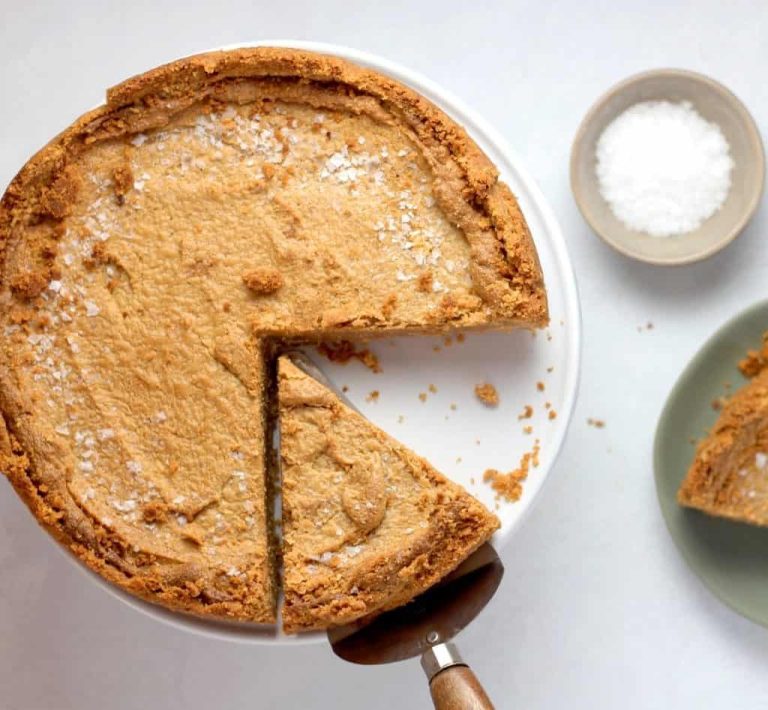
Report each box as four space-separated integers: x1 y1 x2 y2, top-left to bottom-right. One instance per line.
278 357 499 633
0 47 544 625
678 369 768 525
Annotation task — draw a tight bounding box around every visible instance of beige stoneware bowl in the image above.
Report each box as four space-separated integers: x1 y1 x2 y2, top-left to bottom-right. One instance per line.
571 69 765 265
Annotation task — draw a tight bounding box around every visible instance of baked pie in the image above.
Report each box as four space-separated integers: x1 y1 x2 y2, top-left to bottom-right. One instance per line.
0 48 547 626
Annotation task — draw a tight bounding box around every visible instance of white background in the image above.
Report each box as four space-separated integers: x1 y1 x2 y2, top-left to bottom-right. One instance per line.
2 1 768 708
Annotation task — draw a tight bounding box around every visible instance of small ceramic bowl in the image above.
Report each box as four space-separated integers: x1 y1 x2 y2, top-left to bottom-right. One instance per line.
571 69 765 265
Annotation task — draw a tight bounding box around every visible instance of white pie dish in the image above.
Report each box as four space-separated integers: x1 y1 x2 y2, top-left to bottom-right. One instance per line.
54 40 582 645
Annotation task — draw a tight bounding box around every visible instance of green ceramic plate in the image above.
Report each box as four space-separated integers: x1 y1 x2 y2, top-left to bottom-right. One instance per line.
655 300 768 626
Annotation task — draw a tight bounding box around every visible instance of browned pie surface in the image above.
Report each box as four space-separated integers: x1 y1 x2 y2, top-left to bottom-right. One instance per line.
278 356 500 632
0 47 546 623
678 369 768 525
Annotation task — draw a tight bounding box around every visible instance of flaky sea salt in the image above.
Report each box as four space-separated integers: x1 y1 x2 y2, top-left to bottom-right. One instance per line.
84 300 101 317
595 101 733 237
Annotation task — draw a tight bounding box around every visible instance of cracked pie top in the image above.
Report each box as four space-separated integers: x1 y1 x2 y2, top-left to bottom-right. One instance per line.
0 48 547 626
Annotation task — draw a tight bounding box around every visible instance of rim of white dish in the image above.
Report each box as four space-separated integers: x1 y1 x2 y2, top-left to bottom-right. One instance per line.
54 40 582 646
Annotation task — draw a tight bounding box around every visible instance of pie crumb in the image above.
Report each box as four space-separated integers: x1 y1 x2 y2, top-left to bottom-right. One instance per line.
483 440 541 503
142 501 168 524
518 405 533 420
428 384 437 394
418 392 427 402
739 332 768 378
242 267 284 295
416 271 433 293
366 390 380 403
317 341 381 373
475 382 499 407
112 165 134 201
587 418 605 429
536 381 545 392
381 293 398 319
548 409 557 420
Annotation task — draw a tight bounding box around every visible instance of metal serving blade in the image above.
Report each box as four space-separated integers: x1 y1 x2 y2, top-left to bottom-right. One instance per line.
286 350 361 409
327 542 503 665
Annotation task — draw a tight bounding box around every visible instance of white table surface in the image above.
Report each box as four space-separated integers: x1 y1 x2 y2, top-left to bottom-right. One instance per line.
2 1 768 707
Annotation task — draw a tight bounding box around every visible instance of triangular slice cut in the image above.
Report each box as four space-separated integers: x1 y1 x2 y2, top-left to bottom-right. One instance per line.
678 369 768 525
277 355 500 633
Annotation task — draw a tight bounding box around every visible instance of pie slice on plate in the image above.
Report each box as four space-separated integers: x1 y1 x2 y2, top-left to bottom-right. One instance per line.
278 355 500 633
678 369 768 525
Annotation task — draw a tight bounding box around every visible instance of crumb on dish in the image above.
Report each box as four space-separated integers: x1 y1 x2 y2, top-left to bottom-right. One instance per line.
317 340 381 373
739 332 768 378
475 382 499 407
711 397 726 412
483 440 541 502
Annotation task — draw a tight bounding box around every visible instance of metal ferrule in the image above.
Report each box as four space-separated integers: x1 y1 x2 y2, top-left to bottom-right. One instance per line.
420 642 465 681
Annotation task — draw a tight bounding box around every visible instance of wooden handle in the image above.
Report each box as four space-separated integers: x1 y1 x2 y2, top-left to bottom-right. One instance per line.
429 664 494 709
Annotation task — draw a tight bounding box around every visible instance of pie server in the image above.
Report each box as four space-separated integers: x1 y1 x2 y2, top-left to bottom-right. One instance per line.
287 352 502 709
328 542 502 709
